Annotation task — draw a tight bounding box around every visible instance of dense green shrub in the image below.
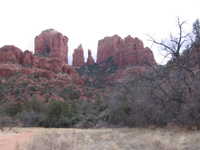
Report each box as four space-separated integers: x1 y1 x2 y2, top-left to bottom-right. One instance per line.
41 100 78 127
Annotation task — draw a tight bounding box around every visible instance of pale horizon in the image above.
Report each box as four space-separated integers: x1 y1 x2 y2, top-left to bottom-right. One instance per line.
0 0 199 64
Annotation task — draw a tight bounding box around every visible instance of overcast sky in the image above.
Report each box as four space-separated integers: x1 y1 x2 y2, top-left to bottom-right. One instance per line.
0 0 199 64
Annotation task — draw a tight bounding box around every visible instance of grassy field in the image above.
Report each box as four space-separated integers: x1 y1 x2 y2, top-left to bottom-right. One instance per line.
6 127 197 150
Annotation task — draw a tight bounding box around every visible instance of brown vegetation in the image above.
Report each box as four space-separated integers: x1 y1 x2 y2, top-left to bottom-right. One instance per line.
14 128 200 150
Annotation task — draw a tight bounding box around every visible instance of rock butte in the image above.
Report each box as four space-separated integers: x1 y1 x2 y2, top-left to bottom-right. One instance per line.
0 29 156 81
35 29 68 63
97 35 155 67
0 29 158 102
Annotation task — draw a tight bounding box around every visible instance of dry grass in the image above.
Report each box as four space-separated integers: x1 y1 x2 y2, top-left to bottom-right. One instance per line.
14 127 200 150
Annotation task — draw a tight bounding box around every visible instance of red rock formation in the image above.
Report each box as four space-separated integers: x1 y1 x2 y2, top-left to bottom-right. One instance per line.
0 30 160 102
0 43 83 85
72 44 85 67
97 35 123 64
35 29 68 63
22 50 34 66
62 64 76 75
0 45 23 64
21 67 56 79
33 57 64 73
97 35 156 67
0 64 20 77
62 64 84 85
86 49 95 65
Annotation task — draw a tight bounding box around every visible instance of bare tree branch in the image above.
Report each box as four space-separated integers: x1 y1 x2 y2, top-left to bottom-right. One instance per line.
148 17 191 60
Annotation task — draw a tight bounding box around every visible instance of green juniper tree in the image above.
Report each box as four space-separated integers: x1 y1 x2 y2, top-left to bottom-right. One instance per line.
193 19 200 46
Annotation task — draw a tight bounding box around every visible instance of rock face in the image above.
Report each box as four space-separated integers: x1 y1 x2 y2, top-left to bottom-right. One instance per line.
0 44 83 84
97 35 155 67
0 45 23 64
33 57 65 73
97 35 122 64
0 64 21 77
35 29 68 63
22 50 34 66
72 45 85 67
87 50 95 65
0 30 160 103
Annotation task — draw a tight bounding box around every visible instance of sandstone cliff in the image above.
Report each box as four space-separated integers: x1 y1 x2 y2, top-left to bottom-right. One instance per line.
35 29 68 63
97 35 155 67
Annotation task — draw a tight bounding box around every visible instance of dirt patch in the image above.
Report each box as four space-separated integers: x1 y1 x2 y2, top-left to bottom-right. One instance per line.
0 128 37 150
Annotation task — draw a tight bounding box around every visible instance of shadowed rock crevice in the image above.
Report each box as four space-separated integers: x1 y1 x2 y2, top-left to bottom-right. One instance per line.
87 50 95 65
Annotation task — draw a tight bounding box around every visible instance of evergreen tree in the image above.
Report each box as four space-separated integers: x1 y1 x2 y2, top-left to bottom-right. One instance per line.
193 19 200 45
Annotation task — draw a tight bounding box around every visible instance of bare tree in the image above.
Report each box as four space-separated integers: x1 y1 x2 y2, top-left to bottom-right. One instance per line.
105 18 200 128
149 17 192 60
143 18 199 125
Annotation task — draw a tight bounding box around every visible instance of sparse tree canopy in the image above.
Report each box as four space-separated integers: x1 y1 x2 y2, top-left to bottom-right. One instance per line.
149 18 191 60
